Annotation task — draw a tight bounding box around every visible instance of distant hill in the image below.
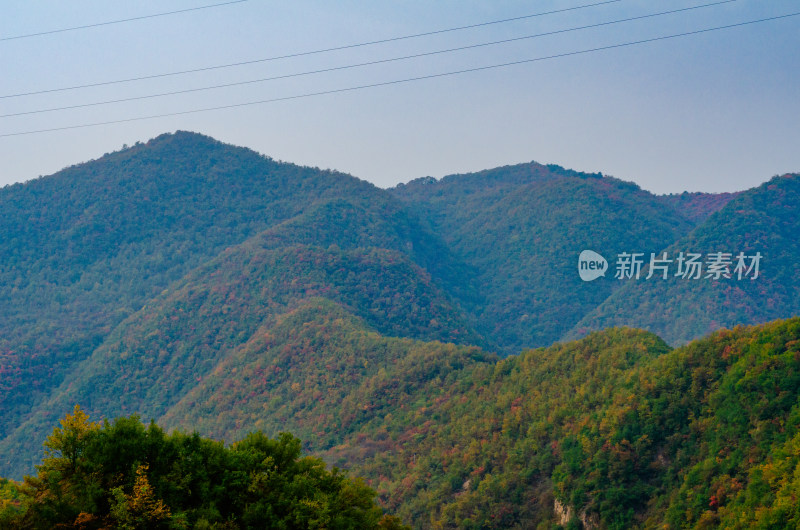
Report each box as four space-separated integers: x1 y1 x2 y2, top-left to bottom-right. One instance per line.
569 173 800 344
392 163 722 352
657 190 741 224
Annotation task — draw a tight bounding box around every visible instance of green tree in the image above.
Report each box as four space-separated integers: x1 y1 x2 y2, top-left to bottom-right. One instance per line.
8 408 406 529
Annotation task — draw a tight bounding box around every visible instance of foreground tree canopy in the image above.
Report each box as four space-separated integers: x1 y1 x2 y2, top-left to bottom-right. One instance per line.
0 406 406 529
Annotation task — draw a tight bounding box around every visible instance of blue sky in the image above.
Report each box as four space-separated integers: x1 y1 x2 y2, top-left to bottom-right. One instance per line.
1 0 798 193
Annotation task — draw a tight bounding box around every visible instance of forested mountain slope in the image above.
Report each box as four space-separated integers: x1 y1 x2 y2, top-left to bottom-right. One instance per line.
5 313 799 528
0 191 480 479
161 298 493 453
392 165 715 352
263 318 799 529
0 131 389 441
2 132 798 529
656 190 741 224
154 309 800 528
570 173 800 345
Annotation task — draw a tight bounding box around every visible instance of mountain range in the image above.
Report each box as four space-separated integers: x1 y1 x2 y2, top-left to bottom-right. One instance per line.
1 131 798 528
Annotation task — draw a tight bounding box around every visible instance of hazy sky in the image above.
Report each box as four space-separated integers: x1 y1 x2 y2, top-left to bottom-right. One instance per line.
1 1 798 194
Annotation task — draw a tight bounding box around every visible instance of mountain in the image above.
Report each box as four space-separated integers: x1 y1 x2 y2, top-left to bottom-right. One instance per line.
656 190 741 224
1 131 799 527
0 137 482 478
569 173 800 344
161 316 800 529
325 325 672 528
6 311 800 528
391 163 725 352
0 131 392 442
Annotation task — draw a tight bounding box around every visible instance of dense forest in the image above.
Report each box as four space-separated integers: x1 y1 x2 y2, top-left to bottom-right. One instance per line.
157 315 800 528
4 318 800 528
1 132 798 527
0 407 406 529
569 174 800 344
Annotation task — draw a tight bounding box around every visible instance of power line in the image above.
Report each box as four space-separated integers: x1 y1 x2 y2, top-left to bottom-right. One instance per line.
0 0 250 42
0 0 737 119
0 0 622 99
2 11 797 139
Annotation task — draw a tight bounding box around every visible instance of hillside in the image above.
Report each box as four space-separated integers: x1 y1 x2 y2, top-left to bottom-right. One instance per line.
570 173 800 344
0 131 388 441
1 132 799 527
0 131 486 477
656 190 741 224
0 204 481 479
161 298 493 451
145 309 800 527
392 164 708 352
219 317 800 529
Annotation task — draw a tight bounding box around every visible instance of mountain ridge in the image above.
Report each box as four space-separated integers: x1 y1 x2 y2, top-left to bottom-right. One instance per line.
1 131 798 529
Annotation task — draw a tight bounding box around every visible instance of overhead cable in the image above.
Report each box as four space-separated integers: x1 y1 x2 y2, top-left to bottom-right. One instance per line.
0 0 622 99
1 0 250 42
2 11 796 138
0 0 737 118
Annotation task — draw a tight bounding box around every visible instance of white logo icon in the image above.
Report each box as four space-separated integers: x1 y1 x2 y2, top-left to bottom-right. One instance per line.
579 250 608 282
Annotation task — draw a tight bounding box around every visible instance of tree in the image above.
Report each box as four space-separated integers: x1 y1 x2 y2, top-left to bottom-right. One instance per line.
7 408 407 529
20 405 102 527
108 464 173 530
